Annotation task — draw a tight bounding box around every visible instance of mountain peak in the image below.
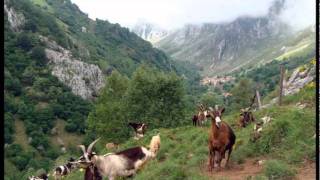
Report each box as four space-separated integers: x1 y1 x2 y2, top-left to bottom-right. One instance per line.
131 21 169 44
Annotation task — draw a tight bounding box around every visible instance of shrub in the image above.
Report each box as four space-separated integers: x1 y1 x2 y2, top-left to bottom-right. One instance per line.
263 160 296 179
4 113 15 144
31 46 47 66
16 33 33 51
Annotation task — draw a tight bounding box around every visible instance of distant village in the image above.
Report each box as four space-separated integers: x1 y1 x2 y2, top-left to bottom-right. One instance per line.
200 76 235 86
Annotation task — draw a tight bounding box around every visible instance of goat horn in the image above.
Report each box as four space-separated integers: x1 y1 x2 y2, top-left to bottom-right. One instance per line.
87 138 101 153
215 105 219 110
78 145 89 161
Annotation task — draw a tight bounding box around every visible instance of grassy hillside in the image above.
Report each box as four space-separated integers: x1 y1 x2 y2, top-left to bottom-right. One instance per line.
56 84 315 180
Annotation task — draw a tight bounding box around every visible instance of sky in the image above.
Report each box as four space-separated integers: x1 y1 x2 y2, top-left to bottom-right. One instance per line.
70 0 315 30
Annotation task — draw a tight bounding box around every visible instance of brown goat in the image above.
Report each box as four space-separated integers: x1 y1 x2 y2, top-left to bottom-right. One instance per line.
238 109 255 128
208 106 236 171
192 115 198 126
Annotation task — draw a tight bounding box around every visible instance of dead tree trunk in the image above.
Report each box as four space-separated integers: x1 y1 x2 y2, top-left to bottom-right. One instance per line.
256 90 262 109
279 65 285 106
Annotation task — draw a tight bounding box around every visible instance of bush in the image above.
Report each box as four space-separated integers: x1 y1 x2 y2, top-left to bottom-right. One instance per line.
31 46 47 66
16 33 33 51
4 93 19 114
5 144 23 158
5 76 22 96
4 113 15 144
263 160 296 179
44 147 60 160
65 113 86 134
253 120 290 154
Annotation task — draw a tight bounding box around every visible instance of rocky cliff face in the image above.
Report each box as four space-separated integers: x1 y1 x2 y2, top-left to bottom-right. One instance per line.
131 22 168 44
262 62 315 108
4 0 25 31
283 64 315 96
40 36 105 100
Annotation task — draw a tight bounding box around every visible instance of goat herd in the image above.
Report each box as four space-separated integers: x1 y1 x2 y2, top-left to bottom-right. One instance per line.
29 104 261 180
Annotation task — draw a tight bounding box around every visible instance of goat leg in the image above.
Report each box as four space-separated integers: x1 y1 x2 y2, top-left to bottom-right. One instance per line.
225 148 233 168
208 151 214 172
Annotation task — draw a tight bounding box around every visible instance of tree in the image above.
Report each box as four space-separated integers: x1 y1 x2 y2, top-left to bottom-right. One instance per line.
4 76 22 96
16 33 33 51
4 113 15 144
87 71 129 142
87 66 188 143
126 65 187 128
21 66 36 85
199 92 223 108
230 78 255 111
65 112 86 134
31 46 47 66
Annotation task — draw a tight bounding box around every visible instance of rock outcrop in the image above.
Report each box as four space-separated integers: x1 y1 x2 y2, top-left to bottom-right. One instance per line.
4 0 25 31
261 63 315 108
40 36 105 100
283 66 315 96
132 21 169 44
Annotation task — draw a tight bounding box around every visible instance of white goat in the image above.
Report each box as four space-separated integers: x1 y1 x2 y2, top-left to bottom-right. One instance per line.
76 134 161 180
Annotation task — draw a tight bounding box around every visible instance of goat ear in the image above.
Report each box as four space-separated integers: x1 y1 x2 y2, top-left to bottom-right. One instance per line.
220 108 225 114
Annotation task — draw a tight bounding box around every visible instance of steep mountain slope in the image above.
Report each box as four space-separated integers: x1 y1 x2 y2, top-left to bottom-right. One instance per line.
4 0 204 178
155 1 315 76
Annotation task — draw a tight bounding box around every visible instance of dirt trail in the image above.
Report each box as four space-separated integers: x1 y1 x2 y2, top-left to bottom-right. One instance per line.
201 158 315 180
295 161 316 180
201 158 264 180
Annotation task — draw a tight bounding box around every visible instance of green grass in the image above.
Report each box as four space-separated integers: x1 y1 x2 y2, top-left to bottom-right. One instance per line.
61 85 314 180
13 120 33 151
275 43 313 61
49 119 85 152
17 84 314 180
263 160 296 179
30 0 54 13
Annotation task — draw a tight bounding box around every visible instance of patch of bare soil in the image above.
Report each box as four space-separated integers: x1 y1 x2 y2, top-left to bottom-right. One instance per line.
201 157 316 180
201 158 264 180
294 161 315 180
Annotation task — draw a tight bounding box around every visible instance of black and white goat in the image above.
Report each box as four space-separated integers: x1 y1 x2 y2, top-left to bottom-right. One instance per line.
76 134 160 180
53 157 77 180
28 173 49 180
128 122 147 140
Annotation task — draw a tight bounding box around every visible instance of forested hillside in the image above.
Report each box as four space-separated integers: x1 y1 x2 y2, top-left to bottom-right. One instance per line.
4 0 205 178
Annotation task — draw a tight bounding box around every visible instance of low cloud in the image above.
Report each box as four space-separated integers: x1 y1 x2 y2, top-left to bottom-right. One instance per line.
71 0 315 30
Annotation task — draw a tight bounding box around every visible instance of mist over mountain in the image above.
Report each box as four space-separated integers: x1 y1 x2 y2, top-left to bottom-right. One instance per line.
131 21 169 44
143 0 315 75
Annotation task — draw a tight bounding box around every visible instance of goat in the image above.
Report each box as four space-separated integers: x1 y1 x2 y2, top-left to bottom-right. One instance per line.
53 157 77 180
76 134 161 180
128 122 147 140
238 108 255 128
250 116 272 142
192 115 198 126
28 173 49 180
197 104 210 126
251 122 263 142
208 106 236 171
83 164 103 180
